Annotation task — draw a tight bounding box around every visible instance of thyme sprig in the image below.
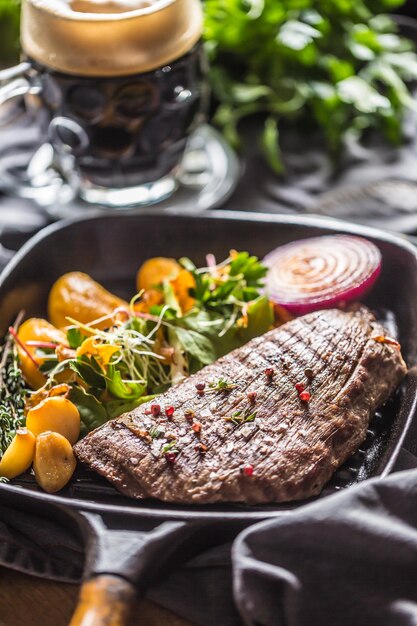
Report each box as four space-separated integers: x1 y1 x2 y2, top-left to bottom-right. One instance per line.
0 312 27 461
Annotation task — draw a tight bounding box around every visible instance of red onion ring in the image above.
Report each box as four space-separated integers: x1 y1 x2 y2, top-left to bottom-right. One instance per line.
264 235 382 315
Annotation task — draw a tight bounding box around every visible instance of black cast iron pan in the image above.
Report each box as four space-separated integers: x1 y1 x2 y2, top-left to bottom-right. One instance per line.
0 211 417 626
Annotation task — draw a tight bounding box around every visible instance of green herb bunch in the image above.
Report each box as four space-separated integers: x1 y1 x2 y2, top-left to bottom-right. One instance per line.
0 0 20 66
204 0 417 171
0 331 26 459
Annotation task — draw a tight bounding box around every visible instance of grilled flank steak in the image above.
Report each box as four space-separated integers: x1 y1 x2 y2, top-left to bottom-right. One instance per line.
74 307 407 504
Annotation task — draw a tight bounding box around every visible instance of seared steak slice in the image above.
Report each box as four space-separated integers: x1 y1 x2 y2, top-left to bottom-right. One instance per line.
74 307 407 504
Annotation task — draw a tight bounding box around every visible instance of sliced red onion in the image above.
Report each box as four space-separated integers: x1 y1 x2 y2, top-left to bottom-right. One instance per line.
264 235 382 315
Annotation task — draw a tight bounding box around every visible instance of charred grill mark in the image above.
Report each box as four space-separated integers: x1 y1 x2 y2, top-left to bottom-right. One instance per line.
295 316 369 409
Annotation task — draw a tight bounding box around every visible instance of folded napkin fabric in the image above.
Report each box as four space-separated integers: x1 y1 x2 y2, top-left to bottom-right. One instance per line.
0 502 84 583
234 468 417 626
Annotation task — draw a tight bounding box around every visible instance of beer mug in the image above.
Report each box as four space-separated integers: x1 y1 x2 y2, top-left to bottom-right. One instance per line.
0 0 207 207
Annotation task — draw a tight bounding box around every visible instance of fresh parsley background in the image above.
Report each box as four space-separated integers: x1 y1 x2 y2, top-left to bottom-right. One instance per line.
204 0 417 171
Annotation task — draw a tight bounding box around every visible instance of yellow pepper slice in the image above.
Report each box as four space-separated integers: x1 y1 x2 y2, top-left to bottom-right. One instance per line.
76 336 120 370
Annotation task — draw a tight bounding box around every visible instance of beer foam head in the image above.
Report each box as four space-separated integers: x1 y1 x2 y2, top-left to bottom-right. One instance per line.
21 0 203 76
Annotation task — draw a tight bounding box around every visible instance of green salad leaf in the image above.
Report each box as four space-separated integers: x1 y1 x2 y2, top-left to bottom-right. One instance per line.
66 327 85 349
68 381 155 433
68 386 108 436
104 395 156 420
68 355 106 389
162 251 274 372
233 295 274 346
106 364 146 400
169 325 216 371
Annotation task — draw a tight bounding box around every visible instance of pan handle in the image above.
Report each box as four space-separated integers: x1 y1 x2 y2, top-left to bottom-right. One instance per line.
69 575 136 626
66 511 231 626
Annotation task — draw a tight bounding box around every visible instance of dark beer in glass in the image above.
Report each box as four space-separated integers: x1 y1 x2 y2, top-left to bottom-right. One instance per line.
19 0 206 206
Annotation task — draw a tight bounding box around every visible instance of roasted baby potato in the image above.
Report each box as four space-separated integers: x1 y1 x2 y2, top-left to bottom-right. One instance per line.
17 318 68 389
33 431 76 493
0 428 36 479
136 257 180 292
48 272 128 330
26 396 80 445
136 257 195 313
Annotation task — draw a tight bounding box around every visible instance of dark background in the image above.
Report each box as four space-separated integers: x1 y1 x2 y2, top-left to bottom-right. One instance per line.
402 1 417 17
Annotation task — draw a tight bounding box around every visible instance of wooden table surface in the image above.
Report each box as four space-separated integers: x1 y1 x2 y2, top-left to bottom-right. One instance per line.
0 567 194 626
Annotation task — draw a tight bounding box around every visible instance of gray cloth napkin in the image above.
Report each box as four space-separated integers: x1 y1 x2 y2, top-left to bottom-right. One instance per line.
233 465 417 626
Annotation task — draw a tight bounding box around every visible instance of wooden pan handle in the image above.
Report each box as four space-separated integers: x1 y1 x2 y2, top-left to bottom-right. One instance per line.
69 575 136 626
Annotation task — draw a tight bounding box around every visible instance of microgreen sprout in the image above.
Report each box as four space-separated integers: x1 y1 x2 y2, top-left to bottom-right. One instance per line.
162 440 179 455
208 378 237 392
225 410 257 425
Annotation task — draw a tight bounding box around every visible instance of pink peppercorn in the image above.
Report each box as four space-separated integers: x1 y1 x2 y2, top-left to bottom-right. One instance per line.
151 404 161 416
247 391 257 403
264 368 274 378
295 382 305 393
299 391 311 402
165 406 175 418
243 465 254 477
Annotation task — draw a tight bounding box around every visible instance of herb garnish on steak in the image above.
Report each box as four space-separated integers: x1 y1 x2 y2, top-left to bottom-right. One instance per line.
74 307 407 504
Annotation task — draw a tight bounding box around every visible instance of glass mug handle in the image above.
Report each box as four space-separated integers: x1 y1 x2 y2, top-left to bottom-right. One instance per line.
0 62 85 204
0 62 89 155
0 62 41 106
0 61 46 198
